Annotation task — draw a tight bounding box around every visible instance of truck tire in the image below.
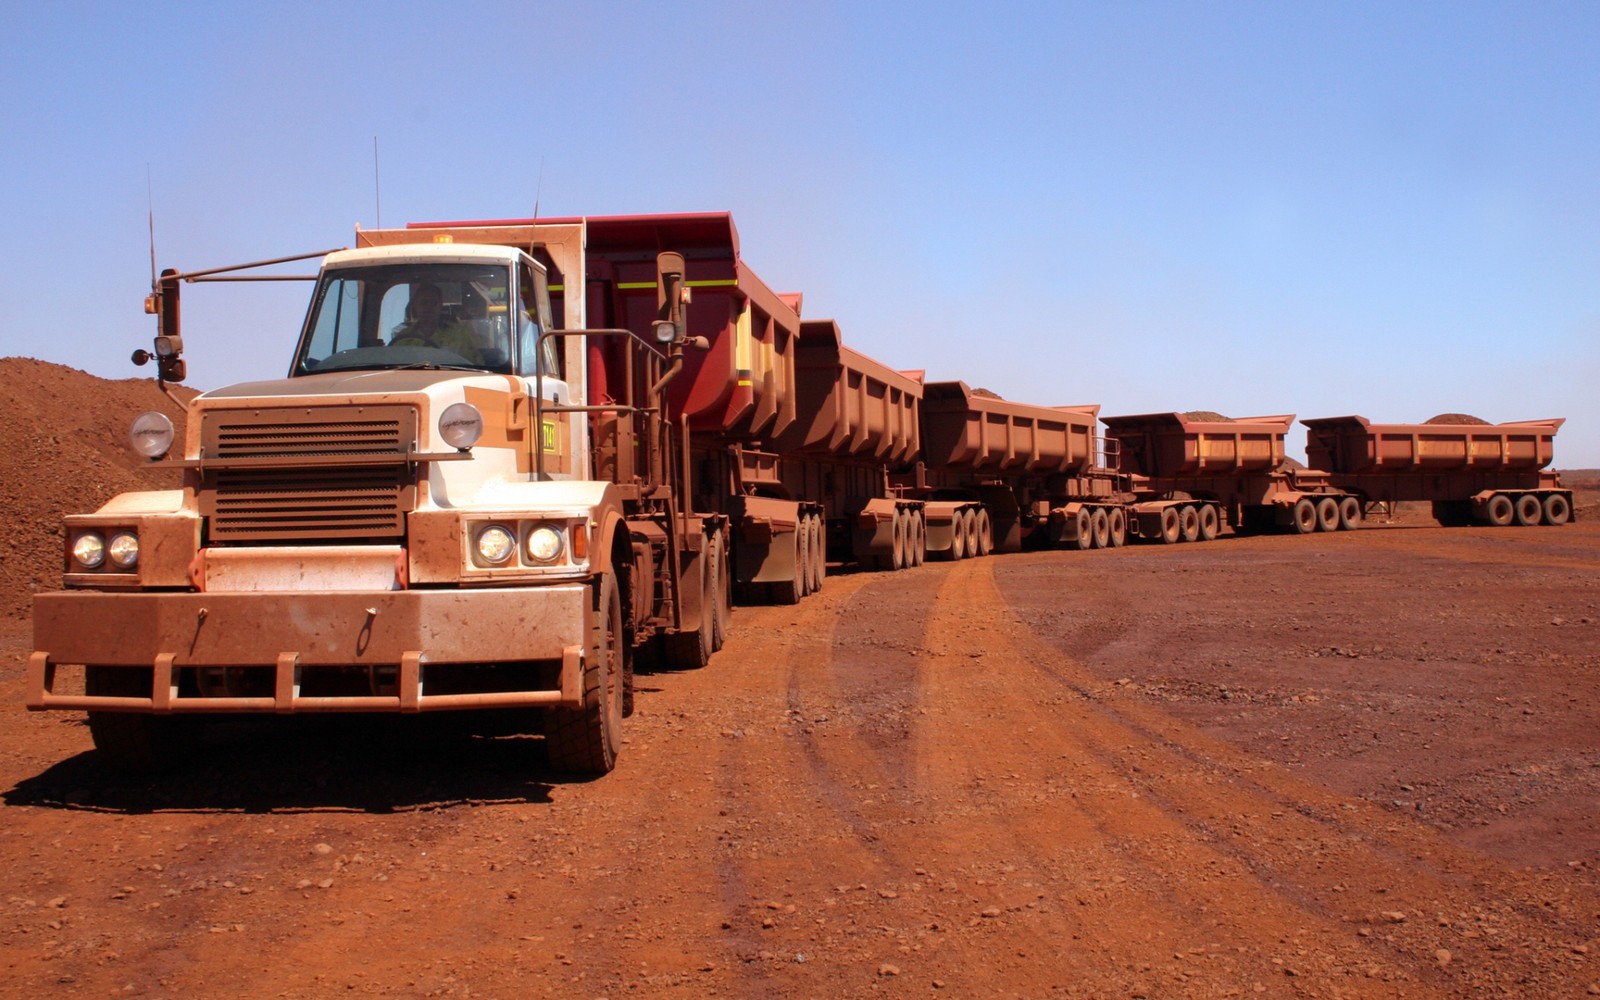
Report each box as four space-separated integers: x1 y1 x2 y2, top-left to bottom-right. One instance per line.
546 574 625 775
1290 498 1317 535
1338 496 1362 531
806 515 826 592
773 525 806 602
1542 493 1571 525
962 508 981 558
949 515 967 560
1159 507 1181 544
1178 505 1200 543
976 508 994 556
1198 504 1220 542
909 511 926 566
710 530 731 652
1513 494 1543 526
1315 496 1340 532
1484 494 1514 527
1090 508 1110 549
1108 508 1127 547
84 666 195 773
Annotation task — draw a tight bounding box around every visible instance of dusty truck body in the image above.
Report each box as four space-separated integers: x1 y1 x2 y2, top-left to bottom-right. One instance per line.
771 321 927 578
494 211 929 598
1302 415 1575 527
1101 411 1361 536
28 217 727 774
911 382 1133 553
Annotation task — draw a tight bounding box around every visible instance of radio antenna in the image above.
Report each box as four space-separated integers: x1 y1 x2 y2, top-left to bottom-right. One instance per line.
373 136 383 229
532 156 544 220
146 165 157 290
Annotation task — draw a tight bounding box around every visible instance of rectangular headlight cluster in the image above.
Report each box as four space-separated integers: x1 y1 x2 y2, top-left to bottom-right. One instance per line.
68 528 141 575
465 517 590 575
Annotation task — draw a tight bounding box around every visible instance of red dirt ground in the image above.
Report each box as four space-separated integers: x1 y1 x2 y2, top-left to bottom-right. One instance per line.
1 359 1596 998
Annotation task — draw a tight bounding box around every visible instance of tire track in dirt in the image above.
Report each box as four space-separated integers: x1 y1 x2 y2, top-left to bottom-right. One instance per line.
918 556 1598 998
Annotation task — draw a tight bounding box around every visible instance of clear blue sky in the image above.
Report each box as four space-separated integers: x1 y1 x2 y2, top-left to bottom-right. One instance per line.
4 2 1597 465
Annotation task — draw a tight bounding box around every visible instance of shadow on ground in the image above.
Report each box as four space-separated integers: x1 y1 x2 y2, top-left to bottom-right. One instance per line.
3 713 569 814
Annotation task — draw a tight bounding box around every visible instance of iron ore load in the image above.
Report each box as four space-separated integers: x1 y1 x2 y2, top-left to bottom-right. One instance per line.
25 212 1577 775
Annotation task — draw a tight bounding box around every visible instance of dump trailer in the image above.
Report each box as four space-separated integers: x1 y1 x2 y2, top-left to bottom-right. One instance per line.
28 215 730 775
910 382 1132 551
773 321 927 576
1100 412 1358 536
1302 415 1575 527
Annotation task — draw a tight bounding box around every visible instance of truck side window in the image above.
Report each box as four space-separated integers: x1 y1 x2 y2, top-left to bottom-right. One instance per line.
518 262 562 377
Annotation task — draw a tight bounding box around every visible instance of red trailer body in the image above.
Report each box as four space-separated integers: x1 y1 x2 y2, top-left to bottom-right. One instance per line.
1302 416 1575 527
1100 412 1359 536
911 383 1124 552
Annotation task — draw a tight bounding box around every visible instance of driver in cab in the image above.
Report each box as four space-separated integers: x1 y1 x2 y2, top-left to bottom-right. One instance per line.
390 282 482 364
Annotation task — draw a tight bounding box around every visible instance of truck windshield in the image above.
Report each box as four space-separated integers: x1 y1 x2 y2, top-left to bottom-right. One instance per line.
293 262 518 375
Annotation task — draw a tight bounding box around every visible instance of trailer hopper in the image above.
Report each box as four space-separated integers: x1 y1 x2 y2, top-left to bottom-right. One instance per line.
920 382 1098 476
775 320 922 464
1302 416 1563 474
1099 412 1292 478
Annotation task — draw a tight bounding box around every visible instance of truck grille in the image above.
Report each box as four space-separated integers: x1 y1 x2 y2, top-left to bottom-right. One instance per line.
200 407 418 542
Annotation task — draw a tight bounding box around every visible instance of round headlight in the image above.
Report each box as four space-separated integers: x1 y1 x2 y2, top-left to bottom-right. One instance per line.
475 525 515 565
73 532 106 570
526 524 565 563
107 532 140 569
130 411 175 459
439 402 483 450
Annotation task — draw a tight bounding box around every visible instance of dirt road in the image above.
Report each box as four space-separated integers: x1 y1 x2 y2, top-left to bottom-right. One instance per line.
2 518 1597 998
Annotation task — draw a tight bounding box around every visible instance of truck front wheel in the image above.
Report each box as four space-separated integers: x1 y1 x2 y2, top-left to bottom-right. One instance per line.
546 574 625 775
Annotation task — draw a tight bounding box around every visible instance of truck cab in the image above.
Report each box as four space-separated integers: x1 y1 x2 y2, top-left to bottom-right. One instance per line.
26 228 723 777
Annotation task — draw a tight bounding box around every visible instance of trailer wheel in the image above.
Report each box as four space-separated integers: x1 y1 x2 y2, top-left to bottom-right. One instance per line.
1290 498 1317 535
947 512 972 556
1338 496 1363 531
806 515 826 592
976 508 994 556
910 511 926 566
1108 508 1127 547
1542 493 1571 525
1072 509 1094 550
1178 505 1200 543
1090 508 1110 549
949 514 968 560
897 509 915 570
1198 504 1220 542
710 529 731 652
772 525 806 603
546 574 625 775
1484 494 1515 527
800 518 816 593
85 667 197 773
1315 496 1340 532
1513 494 1543 527
1159 507 1181 544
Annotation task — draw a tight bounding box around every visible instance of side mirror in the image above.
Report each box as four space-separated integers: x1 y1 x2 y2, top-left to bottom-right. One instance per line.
655 251 687 344
135 268 186 383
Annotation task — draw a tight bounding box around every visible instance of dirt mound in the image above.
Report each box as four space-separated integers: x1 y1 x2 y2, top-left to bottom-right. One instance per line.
1182 410 1231 422
970 386 1003 399
0 357 195 620
1426 412 1490 425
